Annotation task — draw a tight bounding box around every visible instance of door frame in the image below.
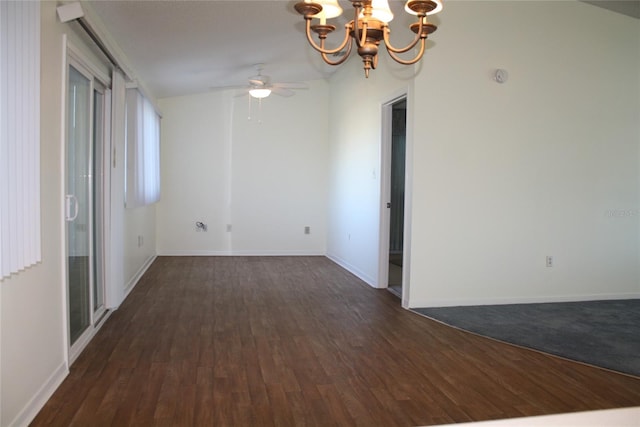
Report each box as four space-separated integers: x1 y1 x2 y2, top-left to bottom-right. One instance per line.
92 79 110 325
379 89 413 308
63 38 112 364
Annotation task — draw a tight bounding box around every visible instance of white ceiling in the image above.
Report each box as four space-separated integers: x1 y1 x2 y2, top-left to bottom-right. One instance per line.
86 0 639 100
87 0 348 99
86 0 439 98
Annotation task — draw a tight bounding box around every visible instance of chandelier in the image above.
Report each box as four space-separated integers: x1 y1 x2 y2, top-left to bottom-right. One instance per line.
294 0 443 77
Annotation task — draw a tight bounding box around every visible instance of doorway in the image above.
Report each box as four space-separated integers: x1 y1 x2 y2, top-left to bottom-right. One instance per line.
65 52 110 363
380 95 408 302
387 99 406 298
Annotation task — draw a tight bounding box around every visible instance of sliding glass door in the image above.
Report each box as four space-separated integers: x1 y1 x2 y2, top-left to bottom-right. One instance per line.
65 56 109 360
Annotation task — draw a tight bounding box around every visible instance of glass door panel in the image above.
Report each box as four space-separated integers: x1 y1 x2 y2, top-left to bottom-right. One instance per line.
93 85 105 318
66 64 92 346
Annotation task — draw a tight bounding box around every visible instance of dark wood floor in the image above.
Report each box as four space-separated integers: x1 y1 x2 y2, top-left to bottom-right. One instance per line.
32 256 640 426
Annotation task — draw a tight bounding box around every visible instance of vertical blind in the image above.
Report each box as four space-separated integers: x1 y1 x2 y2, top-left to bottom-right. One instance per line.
125 89 161 208
0 1 41 279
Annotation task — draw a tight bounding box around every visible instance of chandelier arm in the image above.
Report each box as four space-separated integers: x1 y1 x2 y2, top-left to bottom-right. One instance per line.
351 3 369 48
358 21 370 48
382 20 424 54
386 38 426 65
320 38 354 66
304 19 353 55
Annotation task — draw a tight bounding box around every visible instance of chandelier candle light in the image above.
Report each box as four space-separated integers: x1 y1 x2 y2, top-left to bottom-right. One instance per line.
294 0 443 77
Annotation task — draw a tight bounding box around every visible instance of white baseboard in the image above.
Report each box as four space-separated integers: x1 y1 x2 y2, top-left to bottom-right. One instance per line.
409 292 640 308
156 250 325 256
123 254 157 299
325 253 377 287
9 362 68 427
444 407 640 427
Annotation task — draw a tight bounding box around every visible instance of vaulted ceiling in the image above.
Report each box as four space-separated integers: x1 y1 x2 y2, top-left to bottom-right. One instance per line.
85 0 639 100
88 0 351 98
581 0 640 19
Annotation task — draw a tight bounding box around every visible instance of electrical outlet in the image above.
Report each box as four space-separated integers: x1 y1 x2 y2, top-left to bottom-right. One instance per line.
304 226 310 235
546 256 553 268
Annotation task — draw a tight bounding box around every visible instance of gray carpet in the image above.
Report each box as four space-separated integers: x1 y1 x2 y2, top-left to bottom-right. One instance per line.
413 299 640 377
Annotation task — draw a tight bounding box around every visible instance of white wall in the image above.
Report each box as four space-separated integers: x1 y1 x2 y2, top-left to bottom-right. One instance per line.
1 1 637 424
123 205 157 292
157 80 329 255
326 52 415 285
1 3 84 424
0 3 158 424
409 1 640 307
326 1 640 306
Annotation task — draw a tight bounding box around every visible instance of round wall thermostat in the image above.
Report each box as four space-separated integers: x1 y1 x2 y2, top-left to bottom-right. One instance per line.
494 69 508 83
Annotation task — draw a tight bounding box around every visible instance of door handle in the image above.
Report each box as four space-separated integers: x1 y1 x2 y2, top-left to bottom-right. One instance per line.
387 202 391 208
65 194 79 221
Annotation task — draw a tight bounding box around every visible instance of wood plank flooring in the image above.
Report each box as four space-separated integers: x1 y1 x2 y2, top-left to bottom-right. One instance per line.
31 256 640 426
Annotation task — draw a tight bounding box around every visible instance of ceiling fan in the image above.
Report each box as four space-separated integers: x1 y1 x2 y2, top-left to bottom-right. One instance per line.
213 64 308 99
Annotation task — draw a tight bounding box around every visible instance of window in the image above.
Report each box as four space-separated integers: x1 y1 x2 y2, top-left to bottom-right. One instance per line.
125 89 160 208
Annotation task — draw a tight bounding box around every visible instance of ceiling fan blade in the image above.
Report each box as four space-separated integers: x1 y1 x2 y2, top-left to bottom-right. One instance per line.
210 84 248 92
248 79 266 86
270 87 295 97
273 82 308 90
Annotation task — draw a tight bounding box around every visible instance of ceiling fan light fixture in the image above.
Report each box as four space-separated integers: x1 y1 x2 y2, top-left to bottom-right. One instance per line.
249 88 271 99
